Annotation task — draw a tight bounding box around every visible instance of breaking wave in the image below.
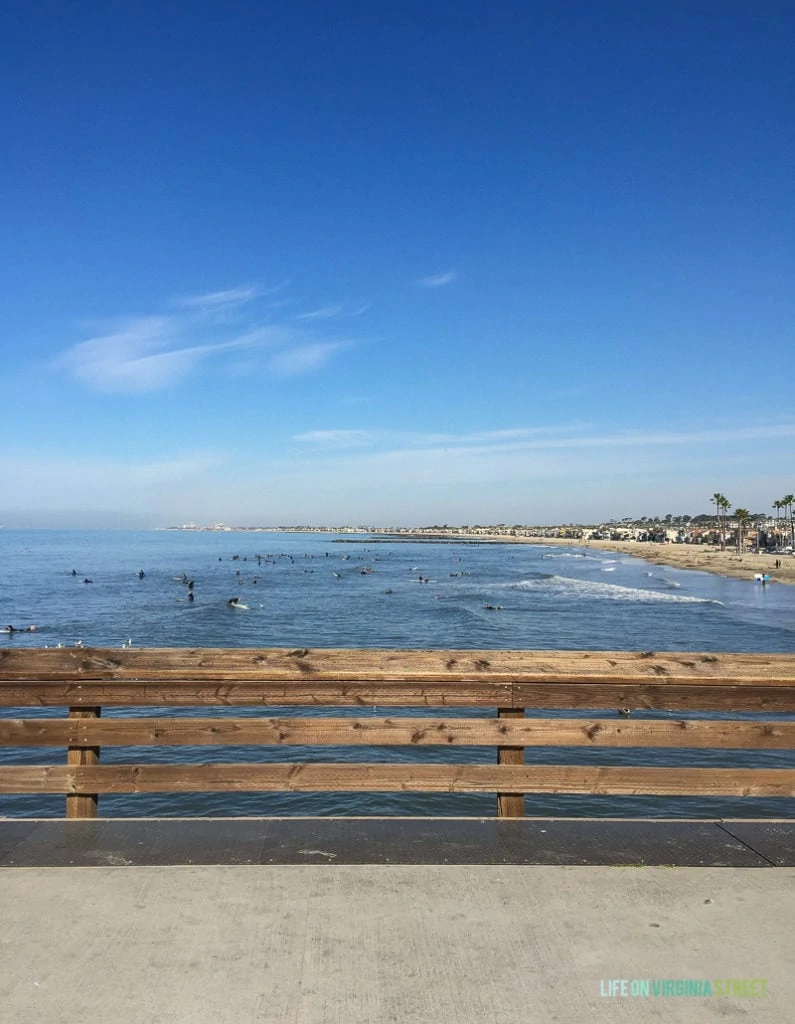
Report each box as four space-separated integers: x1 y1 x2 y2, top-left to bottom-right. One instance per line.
541 551 599 560
506 575 723 605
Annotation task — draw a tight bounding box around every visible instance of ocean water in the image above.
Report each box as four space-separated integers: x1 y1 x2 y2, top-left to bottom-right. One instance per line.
1 529 793 819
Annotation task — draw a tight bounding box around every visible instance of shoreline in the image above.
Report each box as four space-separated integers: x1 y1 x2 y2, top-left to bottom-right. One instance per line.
452 534 795 586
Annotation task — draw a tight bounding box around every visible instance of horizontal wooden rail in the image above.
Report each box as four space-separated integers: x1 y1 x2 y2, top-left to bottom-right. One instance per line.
2 764 794 798
3 717 795 749
1 648 794 818
2 647 793 681
2 681 794 711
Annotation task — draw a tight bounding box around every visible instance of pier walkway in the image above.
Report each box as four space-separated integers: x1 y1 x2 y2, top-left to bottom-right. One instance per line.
1 817 794 1023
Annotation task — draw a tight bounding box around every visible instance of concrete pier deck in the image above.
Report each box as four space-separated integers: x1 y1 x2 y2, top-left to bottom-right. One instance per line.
2 819 793 1023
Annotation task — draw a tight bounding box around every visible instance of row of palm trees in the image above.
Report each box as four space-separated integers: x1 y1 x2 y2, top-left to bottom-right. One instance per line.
773 494 795 551
711 492 795 553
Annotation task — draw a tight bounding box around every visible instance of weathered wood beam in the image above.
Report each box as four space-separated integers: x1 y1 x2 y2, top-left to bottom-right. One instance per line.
2 680 794 710
2 764 794 797
497 708 525 817
65 707 100 819
1 647 793 682
4 716 794 748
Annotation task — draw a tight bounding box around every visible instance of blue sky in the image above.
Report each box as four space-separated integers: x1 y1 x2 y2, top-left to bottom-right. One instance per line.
2 1 793 526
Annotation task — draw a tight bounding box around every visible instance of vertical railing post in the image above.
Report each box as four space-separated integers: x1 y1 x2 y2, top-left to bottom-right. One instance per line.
497 707 525 818
66 706 101 819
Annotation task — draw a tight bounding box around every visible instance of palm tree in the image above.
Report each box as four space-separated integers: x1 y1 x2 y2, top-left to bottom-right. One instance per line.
721 496 732 549
774 499 786 548
782 494 795 549
711 493 722 546
711 493 731 550
734 508 751 553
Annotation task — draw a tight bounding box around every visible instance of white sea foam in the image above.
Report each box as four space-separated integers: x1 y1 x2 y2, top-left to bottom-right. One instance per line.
507 575 722 605
541 552 598 560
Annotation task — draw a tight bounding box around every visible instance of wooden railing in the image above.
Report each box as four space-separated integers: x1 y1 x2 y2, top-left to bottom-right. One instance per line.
1 648 794 818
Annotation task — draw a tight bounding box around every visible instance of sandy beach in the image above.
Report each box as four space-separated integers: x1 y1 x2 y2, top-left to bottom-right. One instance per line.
493 535 795 586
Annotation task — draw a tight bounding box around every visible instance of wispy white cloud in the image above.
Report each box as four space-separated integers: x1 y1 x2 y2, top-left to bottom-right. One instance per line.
293 301 371 321
53 283 358 393
416 271 457 288
54 318 271 393
268 341 350 377
414 426 582 445
176 284 261 308
293 304 347 321
507 423 795 452
293 429 373 449
386 422 795 460
291 421 795 457
292 424 584 451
